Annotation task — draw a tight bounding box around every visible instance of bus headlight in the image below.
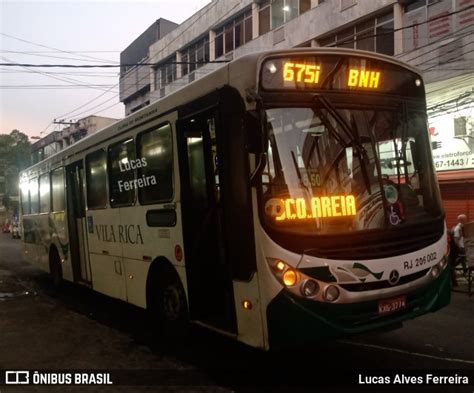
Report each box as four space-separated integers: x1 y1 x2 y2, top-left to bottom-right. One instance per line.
283 269 298 286
431 265 440 278
439 256 447 269
324 285 340 302
301 279 319 297
268 259 300 288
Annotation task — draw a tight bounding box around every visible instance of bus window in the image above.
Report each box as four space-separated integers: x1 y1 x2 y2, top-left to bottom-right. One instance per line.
186 133 207 205
39 173 51 213
108 139 136 207
85 150 107 209
51 168 65 211
29 178 39 214
137 123 173 204
20 180 29 214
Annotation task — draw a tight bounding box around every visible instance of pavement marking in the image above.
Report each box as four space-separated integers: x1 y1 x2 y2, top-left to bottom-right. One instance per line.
338 340 474 365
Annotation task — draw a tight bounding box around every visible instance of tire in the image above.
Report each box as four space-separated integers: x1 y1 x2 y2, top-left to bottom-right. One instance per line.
149 266 189 348
49 248 63 291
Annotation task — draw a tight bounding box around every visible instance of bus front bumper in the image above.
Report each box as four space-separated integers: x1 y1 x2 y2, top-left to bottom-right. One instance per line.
266 266 450 349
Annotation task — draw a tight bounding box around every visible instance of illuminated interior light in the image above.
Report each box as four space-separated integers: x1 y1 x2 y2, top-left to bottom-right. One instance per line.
283 5 290 11
283 269 298 286
415 79 421 87
242 300 253 310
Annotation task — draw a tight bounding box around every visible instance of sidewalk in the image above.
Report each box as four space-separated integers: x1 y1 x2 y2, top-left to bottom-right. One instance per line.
451 270 472 296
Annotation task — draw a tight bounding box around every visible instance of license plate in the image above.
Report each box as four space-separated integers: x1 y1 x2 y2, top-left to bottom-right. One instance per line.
378 295 406 316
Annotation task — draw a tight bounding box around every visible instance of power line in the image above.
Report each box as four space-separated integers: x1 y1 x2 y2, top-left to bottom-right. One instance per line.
0 55 119 93
395 23 474 60
0 32 118 64
0 50 117 64
0 50 121 54
48 0 237 122
0 60 231 68
420 43 474 71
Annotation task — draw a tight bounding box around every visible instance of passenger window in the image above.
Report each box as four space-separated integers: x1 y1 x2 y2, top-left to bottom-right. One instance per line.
108 138 136 207
86 150 108 209
39 173 51 213
29 177 39 214
51 168 65 211
137 124 173 204
186 133 207 205
20 180 30 214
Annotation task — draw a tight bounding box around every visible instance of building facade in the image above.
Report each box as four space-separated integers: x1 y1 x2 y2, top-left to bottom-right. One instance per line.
124 0 473 226
119 18 179 115
31 115 118 164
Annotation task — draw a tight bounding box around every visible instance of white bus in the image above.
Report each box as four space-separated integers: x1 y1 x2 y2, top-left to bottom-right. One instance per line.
20 49 450 350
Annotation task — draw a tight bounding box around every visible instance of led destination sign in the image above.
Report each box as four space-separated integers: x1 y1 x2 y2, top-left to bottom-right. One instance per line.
261 55 424 97
265 195 357 222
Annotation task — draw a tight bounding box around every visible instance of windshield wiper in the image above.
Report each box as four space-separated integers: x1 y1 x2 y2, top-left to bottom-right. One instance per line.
316 96 373 194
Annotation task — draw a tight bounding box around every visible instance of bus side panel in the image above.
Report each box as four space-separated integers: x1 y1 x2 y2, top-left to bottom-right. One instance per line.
51 210 73 282
119 112 186 309
22 214 51 272
86 209 127 301
120 203 186 308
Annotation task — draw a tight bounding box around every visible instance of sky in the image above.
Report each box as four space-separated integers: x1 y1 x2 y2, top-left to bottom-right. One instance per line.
0 0 211 139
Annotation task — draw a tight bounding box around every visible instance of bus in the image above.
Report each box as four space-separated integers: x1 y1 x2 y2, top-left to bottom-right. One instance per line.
20 48 450 350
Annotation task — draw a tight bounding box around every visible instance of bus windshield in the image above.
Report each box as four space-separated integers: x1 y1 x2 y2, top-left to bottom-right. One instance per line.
261 102 442 235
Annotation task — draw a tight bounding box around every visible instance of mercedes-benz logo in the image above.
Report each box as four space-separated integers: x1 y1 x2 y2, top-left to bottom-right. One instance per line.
388 270 400 286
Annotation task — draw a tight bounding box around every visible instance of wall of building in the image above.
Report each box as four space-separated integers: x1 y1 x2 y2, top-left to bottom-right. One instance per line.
119 18 179 112
146 0 398 106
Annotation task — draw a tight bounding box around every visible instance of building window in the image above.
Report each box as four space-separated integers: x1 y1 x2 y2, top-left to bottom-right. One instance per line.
181 36 209 77
137 123 173 204
318 12 394 56
85 150 107 210
300 0 311 14
405 0 426 12
51 168 65 212
259 0 313 34
39 173 50 213
214 11 252 58
259 1 271 35
155 58 176 90
108 138 136 208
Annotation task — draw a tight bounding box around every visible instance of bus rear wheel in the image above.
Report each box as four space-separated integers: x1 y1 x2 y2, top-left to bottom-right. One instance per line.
149 267 189 347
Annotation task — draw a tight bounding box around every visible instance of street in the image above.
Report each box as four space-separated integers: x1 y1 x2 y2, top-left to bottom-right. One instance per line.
0 233 473 393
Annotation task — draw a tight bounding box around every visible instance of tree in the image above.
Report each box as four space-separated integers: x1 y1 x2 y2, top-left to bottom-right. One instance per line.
0 130 31 200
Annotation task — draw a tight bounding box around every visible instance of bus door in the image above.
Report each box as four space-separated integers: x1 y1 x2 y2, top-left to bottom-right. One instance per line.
66 161 91 284
178 110 237 332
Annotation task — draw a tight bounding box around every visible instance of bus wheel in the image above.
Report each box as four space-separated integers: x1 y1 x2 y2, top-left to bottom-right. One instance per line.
49 248 63 291
149 267 189 346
